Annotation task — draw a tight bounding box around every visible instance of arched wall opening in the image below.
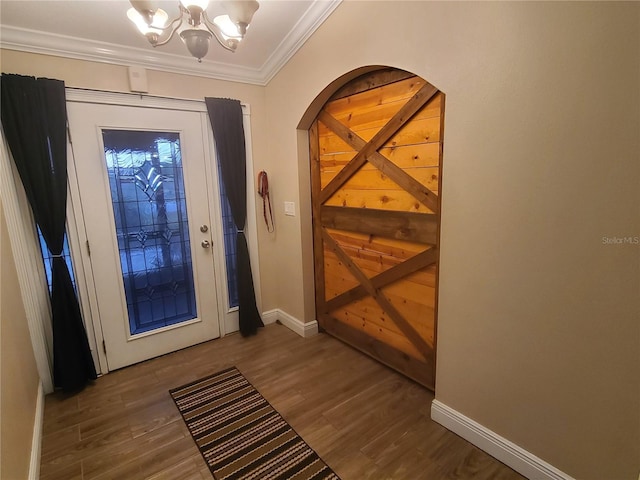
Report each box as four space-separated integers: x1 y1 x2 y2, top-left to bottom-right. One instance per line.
296 66 445 389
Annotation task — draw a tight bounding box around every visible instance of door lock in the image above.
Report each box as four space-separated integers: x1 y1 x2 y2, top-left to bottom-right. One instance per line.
200 225 209 233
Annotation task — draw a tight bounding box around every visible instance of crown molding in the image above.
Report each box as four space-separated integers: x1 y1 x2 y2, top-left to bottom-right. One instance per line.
0 0 341 86
0 25 266 85
259 0 341 84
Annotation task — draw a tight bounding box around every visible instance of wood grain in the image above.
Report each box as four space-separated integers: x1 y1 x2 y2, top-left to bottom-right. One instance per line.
325 248 438 311
329 68 417 101
319 94 442 136
321 206 438 245
40 325 525 480
318 110 439 212
310 120 328 318
322 230 433 359
319 82 439 204
323 188 434 213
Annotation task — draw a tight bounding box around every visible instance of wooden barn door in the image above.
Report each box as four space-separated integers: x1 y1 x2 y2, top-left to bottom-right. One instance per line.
309 70 444 390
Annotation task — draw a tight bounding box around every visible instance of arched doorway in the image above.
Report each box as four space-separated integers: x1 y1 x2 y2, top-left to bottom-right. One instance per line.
307 67 444 390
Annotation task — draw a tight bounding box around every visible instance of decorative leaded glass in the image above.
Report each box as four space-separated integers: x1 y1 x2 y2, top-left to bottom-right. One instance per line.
102 130 197 335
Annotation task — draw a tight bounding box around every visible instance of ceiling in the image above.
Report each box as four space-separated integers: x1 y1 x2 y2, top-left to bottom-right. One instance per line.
0 0 341 85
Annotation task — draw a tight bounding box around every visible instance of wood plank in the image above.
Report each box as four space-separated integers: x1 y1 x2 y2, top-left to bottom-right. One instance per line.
355 261 437 290
379 142 440 168
319 110 439 212
322 206 438 245
319 313 435 389
333 295 435 345
317 126 357 156
318 116 441 153
319 94 442 137
327 229 427 259
325 188 435 213
433 91 445 360
370 248 437 290
320 143 440 177
383 280 437 311
40 324 525 479
359 260 438 289
329 69 417 101
330 304 428 361
321 166 439 194
319 82 440 204
365 156 439 212
324 77 426 113
309 120 327 315
325 248 438 311
322 230 433 357
331 238 436 283
324 250 362 299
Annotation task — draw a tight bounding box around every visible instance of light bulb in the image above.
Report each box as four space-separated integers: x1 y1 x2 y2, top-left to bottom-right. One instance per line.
127 7 168 35
221 0 258 26
213 14 242 39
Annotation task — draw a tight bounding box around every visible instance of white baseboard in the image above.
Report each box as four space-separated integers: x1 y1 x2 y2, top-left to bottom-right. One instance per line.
29 381 44 480
431 400 574 480
261 309 318 338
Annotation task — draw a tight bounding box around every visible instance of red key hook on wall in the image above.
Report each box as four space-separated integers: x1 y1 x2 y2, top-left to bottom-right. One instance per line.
257 171 274 232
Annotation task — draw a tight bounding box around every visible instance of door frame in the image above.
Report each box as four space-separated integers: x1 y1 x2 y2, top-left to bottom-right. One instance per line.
65 88 261 374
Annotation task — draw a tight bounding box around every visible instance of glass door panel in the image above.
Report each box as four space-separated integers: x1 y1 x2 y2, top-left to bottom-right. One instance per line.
102 130 197 335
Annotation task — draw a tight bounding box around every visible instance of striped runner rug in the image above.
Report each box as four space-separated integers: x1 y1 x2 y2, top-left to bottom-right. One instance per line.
170 367 340 480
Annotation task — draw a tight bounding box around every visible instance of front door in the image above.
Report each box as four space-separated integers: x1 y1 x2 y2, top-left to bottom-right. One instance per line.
68 102 220 370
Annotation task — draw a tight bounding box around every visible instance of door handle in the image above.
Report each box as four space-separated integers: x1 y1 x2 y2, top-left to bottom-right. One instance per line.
201 240 211 248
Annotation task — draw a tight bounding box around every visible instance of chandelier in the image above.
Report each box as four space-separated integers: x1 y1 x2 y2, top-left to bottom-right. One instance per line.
127 0 260 62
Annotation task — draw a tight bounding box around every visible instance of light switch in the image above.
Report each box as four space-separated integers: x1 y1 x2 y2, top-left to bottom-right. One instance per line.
284 201 295 216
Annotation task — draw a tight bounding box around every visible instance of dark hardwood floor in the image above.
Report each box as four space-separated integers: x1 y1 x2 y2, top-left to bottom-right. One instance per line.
40 323 525 479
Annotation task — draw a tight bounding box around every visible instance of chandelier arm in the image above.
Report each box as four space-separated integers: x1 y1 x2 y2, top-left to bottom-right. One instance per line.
152 16 185 47
202 11 240 52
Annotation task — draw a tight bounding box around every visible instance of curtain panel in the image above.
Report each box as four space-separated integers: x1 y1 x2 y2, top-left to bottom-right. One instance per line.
205 98 263 336
1 73 96 391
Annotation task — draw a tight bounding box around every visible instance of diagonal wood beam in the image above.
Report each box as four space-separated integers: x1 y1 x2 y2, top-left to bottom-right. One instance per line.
322 229 433 357
317 110 368 204
367 152 439 213
318 109 439 213
326 247 438 312
319 82 440 205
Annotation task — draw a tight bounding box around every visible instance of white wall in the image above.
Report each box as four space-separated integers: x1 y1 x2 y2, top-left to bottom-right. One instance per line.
264 2 640 479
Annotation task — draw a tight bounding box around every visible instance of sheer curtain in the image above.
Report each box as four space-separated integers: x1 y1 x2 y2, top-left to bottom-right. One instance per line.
205 98 263 336
1 74 96 391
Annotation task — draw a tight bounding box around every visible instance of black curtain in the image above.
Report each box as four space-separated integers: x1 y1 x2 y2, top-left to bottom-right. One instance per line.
1 74 96 392
205 98 263 336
